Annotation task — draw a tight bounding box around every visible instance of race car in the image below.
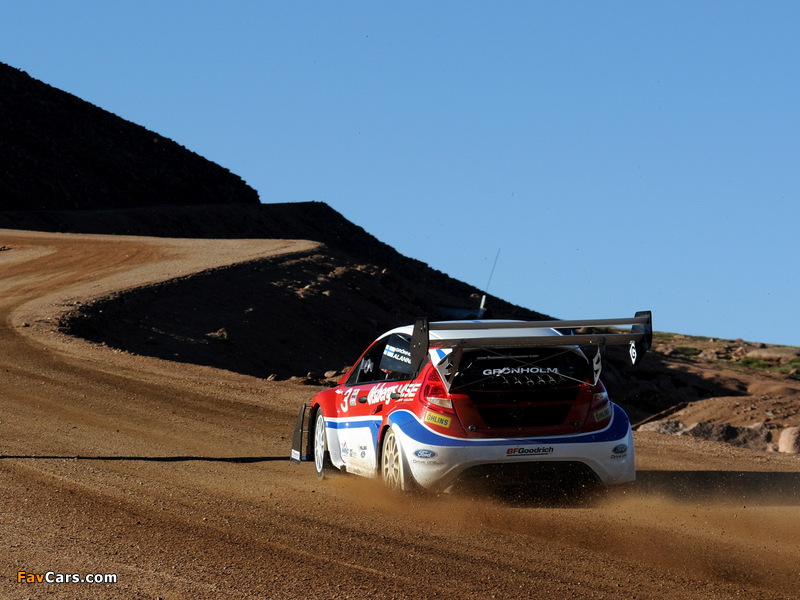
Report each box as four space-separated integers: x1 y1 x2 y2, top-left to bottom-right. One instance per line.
291 311 652 493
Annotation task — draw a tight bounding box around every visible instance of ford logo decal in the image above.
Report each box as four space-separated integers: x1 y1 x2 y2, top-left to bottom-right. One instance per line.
414 449 437 459
612 444 628 455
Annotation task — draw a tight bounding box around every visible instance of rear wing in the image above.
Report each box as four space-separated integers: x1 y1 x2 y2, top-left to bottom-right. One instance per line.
409 311 652 385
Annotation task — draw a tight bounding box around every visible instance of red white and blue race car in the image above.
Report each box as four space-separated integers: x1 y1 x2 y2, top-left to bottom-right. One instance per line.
291 312 652 493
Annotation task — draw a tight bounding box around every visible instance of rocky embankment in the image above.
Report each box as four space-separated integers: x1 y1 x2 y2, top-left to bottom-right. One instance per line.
635 335 800 453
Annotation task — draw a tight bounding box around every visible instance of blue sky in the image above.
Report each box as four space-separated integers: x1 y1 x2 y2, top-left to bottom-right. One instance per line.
2 2 798 346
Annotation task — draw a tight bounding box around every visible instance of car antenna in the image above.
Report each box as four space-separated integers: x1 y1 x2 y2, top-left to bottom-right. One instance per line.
480 248 501 313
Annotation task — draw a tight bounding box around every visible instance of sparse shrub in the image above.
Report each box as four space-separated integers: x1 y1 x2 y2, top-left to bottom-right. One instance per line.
779 357 800 380
739 356 800 379
672 346 701 357
739 356 772 370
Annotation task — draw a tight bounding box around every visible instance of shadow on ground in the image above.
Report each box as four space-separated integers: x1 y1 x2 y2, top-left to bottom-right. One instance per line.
0 455 288 463
634 469 800 505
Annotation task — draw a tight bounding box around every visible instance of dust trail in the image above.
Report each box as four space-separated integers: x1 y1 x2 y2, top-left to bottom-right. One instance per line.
339 473 800 598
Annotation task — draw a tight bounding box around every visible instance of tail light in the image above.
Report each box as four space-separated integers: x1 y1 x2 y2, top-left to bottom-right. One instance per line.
419 368 454 411
591 389 609 409
585 382 612 430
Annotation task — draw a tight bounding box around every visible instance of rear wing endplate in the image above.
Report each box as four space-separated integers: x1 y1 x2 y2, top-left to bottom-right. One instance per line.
409 310 653 380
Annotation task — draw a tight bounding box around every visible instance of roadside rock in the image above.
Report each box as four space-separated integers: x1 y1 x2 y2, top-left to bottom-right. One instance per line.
777 427 800 453
745 347 800 364
638 419 687 435
639 418 775 452
682 421 773 450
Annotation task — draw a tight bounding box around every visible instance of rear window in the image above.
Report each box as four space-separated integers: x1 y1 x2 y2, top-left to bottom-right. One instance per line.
451 348 590 391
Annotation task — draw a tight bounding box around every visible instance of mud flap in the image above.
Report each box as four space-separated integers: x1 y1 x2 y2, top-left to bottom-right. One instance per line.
290 404 312 463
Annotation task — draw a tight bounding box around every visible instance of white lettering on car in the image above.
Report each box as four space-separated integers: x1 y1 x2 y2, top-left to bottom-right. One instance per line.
367 382 421 405
383 344 412 364
506 446 555 456
340 388 360 413
482 367 560 376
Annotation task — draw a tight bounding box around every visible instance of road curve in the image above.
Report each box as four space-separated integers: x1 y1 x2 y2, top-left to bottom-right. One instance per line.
2 229 800 600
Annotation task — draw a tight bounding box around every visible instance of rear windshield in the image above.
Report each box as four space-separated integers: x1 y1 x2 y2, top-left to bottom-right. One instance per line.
451 347 590 391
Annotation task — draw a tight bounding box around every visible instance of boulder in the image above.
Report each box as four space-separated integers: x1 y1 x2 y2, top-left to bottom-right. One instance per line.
682 421 772 450
638 419 687 435
744 347 800 364
777 427 800 453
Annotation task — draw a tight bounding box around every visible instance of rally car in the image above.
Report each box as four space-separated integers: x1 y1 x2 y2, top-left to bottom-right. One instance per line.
291 312 652 493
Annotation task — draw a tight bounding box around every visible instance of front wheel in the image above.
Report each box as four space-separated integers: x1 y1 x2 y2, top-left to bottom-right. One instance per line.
313 409 335 480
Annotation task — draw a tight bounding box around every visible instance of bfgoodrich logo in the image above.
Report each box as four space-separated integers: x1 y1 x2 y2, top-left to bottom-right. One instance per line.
506 446 554 456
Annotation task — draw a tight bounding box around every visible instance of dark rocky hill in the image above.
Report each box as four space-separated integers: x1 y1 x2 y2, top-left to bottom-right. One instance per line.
0 63 258 210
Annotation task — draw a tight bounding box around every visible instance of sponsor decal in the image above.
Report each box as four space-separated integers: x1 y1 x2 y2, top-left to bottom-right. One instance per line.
366 382 421 405
291 449 301 461
424 411 452 428
383 343 412 365
430 348 452 363
592 347 602 385
414 449 438 459
506 446 555 456
593 405 612 422
340 382 422 412
482 366 560 376
610 444 628 460
340 387 360 413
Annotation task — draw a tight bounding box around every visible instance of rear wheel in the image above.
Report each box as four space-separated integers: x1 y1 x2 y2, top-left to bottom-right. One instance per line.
380 429 405 492
313 410 334 479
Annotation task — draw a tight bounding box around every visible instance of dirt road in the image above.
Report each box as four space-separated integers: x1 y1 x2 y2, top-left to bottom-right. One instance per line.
2 230 799 599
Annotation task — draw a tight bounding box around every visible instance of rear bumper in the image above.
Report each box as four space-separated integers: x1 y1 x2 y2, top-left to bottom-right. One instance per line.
390 403 635 492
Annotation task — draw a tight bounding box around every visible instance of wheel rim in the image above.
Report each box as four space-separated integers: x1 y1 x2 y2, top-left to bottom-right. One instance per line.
381 431 402 491
314 413 326 475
